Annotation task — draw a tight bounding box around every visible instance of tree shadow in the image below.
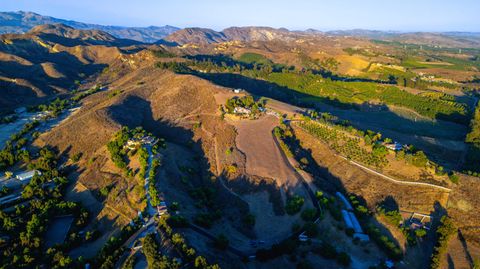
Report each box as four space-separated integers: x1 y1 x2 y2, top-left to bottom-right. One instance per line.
108 95 253 234
457 229 475 268
447 254 455 269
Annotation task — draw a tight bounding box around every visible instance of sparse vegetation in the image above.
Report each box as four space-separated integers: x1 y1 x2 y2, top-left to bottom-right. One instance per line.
367 225 403 260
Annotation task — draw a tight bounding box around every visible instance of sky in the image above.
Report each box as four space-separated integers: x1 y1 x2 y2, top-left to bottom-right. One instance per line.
1 0 480 32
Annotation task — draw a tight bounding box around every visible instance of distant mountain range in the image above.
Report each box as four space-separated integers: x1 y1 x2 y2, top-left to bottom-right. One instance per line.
0 11 179 43
164 27 480 48
164 26 308 45
1 11 479 47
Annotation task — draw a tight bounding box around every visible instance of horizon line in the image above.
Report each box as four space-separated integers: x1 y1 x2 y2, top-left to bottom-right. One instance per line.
4 10 480 34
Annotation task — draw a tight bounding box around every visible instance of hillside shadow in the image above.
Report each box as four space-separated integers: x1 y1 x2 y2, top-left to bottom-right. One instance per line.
37 33 142 47
187 71 466 168
0 43 108 110
155 39 179 47
280 124 417 261
185 54 393 84
108 95 252 234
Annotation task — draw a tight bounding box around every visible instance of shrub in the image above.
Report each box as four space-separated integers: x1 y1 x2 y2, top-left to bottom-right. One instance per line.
99 186 110 198
303 222 318 237
415 228 427 238
242 213 255 227
301 208 317 221
367 225 402 260
296 260 313 269
214 234 229 250
448 173 459 184
70 153 82 162
337 252 351 266
285 195 305 215
314 242 337 259
167 215 189 228
256 239 298 261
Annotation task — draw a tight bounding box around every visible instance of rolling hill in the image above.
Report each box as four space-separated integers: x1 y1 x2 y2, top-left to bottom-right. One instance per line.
164 26 305 45
0 23 138 113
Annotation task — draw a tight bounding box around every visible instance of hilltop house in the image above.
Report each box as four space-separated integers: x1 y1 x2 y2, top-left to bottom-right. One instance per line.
126 136 158 149
234 107 251 115
385 141 403 151
141 136 158 145
126 139 141 149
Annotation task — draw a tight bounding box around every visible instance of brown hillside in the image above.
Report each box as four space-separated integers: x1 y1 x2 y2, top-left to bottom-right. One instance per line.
0 25 132 113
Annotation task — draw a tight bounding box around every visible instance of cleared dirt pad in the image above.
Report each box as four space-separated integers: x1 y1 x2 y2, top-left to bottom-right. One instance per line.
230 115 300 188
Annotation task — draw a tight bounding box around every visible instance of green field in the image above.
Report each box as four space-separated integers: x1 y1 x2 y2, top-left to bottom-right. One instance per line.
237 52 273 65
262 72 469 123
171 54 471 124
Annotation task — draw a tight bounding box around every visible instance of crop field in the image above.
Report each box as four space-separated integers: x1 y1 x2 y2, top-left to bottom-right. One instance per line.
264 72 469 123
297 120 388 168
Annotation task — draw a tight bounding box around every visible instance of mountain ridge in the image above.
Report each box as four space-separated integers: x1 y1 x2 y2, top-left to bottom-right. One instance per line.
0 11 179 43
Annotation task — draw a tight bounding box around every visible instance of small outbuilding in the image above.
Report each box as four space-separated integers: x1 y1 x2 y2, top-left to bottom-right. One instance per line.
16 170 41 181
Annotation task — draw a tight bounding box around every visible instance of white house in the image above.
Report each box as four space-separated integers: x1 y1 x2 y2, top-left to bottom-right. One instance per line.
126 139 140 149
233 107 251 115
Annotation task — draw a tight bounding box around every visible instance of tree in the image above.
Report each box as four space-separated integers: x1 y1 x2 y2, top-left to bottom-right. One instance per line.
337 252 351 266
430 216 456 268
242 213 255 227
142 234 160 267
285 195 305 215
415 228 427 238
303 222 318 237
214 234 229 250
4 171 13 179
301 208 317 221
194 256 208 268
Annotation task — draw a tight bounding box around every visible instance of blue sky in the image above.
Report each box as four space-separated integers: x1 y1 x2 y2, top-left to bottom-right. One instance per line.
1 0 479 31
